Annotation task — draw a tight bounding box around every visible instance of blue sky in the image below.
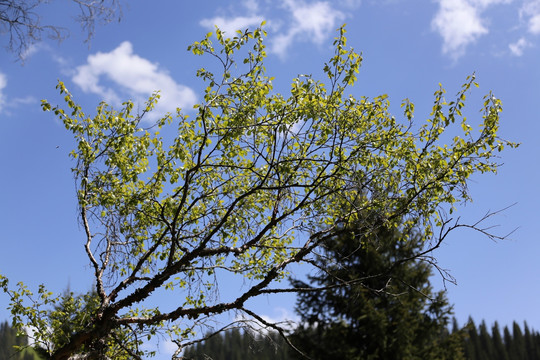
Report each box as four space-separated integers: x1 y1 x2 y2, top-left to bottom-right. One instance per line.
1 0 539 356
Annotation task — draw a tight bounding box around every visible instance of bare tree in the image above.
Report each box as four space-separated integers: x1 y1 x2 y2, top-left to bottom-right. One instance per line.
0 0 122 59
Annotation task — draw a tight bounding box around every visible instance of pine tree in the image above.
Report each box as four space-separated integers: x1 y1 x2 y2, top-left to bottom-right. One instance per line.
182 329 291 360
523 322 533 360
288 215 463 360
433 318 467 360
478 320 495 360
503 325 513 358
460 320 540 360
511 321 526 360
492 321 508 360
0 321 38 360
533 332 540 359
464 318 481 360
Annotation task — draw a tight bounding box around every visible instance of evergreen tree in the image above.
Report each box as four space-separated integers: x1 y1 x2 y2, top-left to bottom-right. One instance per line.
534 332 540 359
478 320 495 360
463 318 477 360
511 321 526 360
523 322 534 360
182 314 540 360
460 319 540 360
503 325 513 358
289 215 463 360
491 321 508 360
0 321 38 360
183 329 291 360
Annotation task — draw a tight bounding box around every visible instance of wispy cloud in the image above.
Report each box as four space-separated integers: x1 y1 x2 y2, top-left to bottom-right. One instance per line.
243 0 260 13
200 16 265 37
520 0 540 34
431 0 488 59
72 41 197 120
470 0 512 7
498 0 540 56
509 37 531 55
0 72 36 115
160 339 178 356
260 307 299 329
235 306 299 333
140 337 178 358
20 42 44 62
530 14 540 32
432 0 515 60
271 0 345 58
199 0 265 37
199 0 346 59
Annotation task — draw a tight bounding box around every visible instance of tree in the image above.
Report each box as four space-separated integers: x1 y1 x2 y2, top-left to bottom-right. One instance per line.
288 211 465 359
478 320 494 360
462 319 540 360
0 0 123 59
0 321 38 360
464 318 481 360
183 328 291 360
0 25 515 359
503 325 513 357
511 321 526 359
491 321 508 360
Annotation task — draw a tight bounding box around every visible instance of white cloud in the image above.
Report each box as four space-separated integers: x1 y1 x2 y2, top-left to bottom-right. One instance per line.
0 72 6 113
509 37 531 55
271 0 345 58
259 307 299 330
234 307 299 333
0 73 35 115
520 0 540 22
431 0 488 59
20 42 43 62
530 14 540 33
200 15 265 37
470 0 513 7
139 337 178 359
161 338 178 356
506 0 540 55
522 0 540 33
72 41 197 120
199 0 346 59
200 0 264 37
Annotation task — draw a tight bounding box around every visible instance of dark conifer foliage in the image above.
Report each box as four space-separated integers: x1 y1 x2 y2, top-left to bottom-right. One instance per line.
288 215 464 360
182 328 291 360
463 319 540 360
0 321 37 360
182 320 540 360
478 320 494 360
492 322 508 360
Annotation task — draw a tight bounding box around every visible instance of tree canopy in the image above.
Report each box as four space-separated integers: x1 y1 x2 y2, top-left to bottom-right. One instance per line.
289 212 465 359
0 25 516 359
